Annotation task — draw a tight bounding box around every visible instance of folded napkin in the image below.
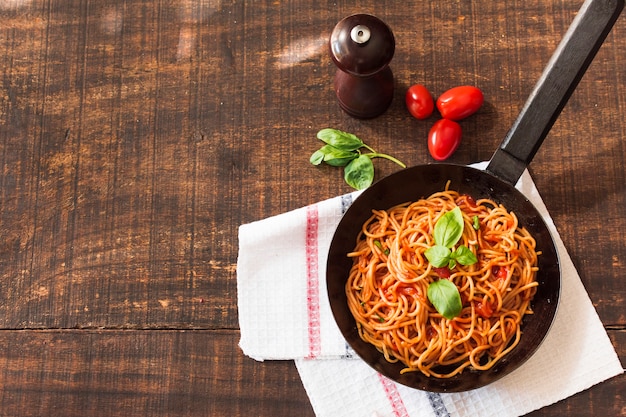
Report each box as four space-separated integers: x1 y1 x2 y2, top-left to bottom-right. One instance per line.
237 163 623 417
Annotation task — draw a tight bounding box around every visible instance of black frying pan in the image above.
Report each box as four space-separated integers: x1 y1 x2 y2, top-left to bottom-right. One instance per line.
326 0 623 392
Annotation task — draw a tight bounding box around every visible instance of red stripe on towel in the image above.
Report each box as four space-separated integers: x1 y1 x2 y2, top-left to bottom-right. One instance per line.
305 205 321 359
378 373 409 417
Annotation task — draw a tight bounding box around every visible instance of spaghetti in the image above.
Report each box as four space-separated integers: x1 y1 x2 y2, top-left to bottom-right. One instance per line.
346 186 539 378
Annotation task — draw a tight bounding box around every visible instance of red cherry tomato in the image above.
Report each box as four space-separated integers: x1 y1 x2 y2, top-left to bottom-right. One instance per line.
433 267 451 278
428 119 462 161
398 284 420 298
436 86 484 121
475 299 494 319
405 84 434 120
491 265 509 280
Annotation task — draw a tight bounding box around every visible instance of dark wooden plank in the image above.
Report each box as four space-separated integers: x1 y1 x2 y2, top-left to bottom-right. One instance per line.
0 0 253 329
0 330 314 417
0 329 622 417
1 0 623 329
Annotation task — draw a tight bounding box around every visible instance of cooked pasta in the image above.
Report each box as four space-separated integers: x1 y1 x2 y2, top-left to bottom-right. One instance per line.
346 186 539 378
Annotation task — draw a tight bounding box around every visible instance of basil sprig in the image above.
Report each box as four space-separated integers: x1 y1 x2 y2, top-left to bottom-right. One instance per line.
425 206 478 319
310 129 406 190
424 207 477 269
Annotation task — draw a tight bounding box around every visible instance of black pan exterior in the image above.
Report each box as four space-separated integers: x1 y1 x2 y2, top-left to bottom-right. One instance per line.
326 164 561 392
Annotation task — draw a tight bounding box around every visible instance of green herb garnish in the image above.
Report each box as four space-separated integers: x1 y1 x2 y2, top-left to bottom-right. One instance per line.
310 128 406 190
473 215 480 230
424 207 478 269
424 206 478 319
344 154 374 190
373 240 390 255
427 279 463 319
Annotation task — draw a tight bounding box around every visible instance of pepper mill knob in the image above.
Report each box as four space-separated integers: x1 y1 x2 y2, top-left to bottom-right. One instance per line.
329 14 395 119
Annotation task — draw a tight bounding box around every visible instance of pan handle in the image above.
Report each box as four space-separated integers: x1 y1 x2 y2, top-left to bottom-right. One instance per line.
486 0 624 185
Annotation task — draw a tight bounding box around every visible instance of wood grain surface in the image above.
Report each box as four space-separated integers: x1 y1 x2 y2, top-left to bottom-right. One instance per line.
1 0 624 416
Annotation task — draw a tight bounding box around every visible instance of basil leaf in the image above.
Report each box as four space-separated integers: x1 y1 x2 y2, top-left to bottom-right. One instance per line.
424 245 451 267
433 207 464 248
321 145 358 167
451 245 478 266
344 155 374 190
473 215 480 230
448 258 457 269
317 128 364 151
427 279 462 319
310 149 325 165
310 144 358 167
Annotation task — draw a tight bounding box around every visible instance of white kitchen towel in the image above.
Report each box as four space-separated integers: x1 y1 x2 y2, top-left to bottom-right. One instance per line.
237 163 624 416
238 188 361 360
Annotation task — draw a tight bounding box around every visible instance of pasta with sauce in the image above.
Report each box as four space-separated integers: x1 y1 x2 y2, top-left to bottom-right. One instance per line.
346 186 539 378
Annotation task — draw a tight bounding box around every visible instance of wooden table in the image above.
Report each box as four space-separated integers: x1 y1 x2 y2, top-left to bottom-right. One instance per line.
1 1 624 415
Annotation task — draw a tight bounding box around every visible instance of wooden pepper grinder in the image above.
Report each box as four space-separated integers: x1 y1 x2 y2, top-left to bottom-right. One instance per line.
329 14 395 119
